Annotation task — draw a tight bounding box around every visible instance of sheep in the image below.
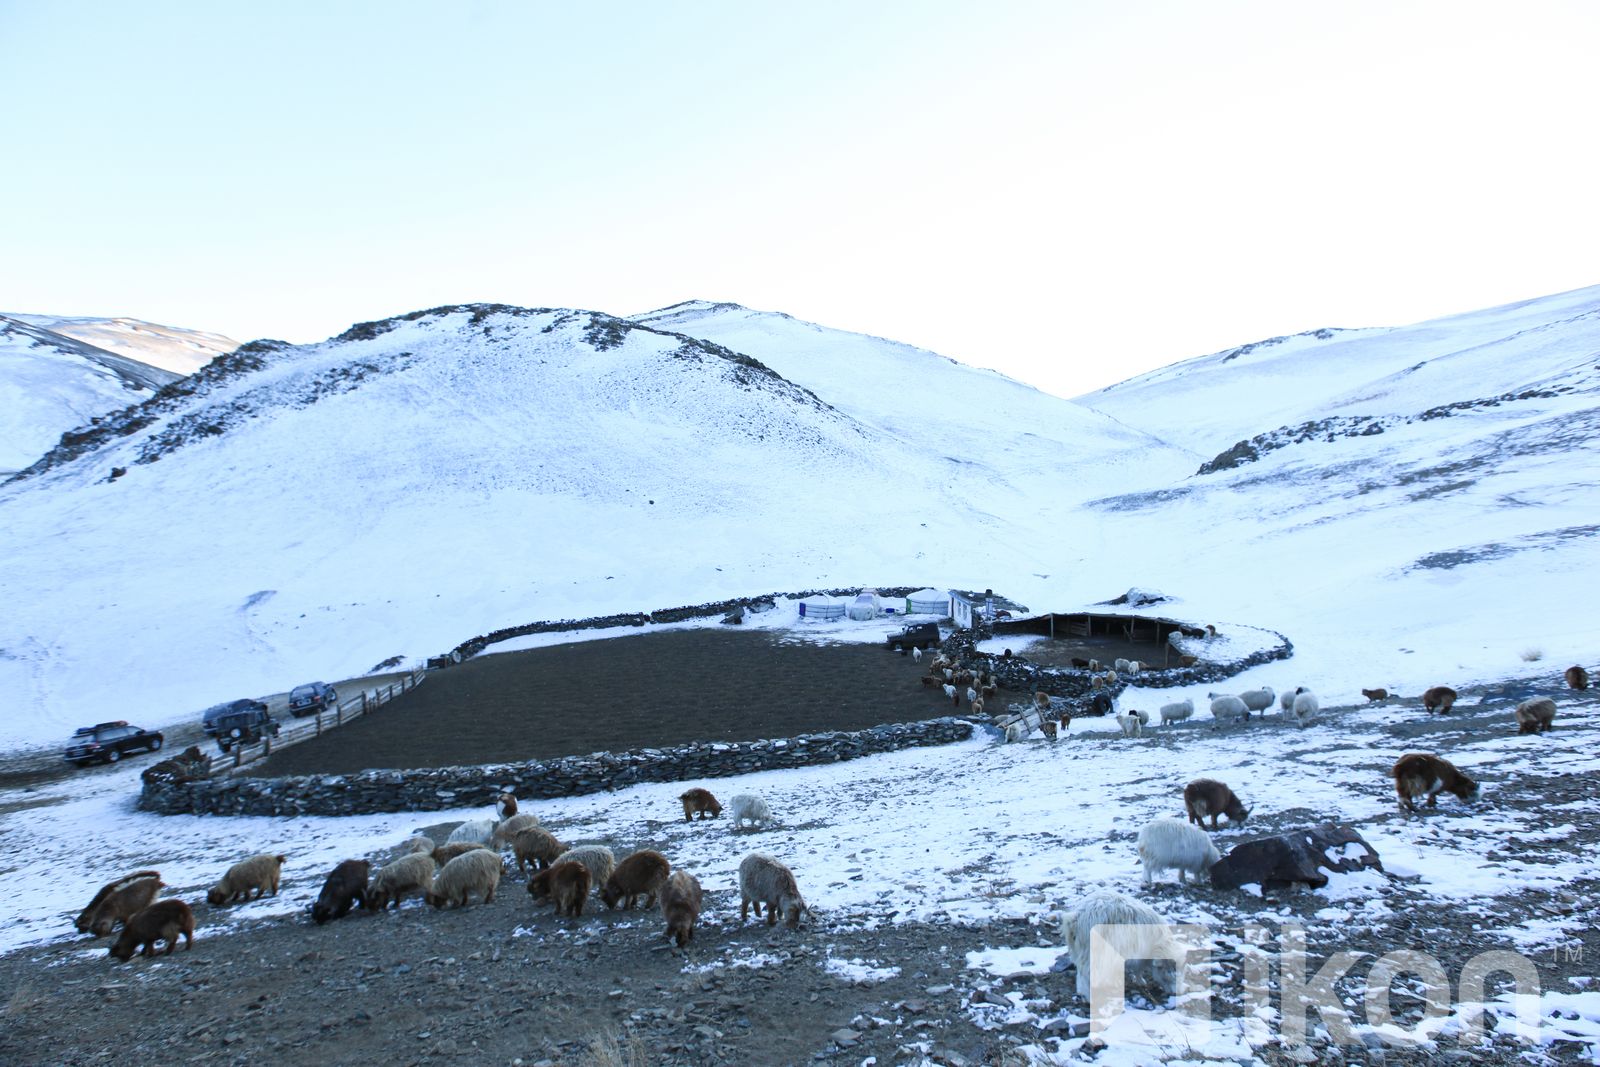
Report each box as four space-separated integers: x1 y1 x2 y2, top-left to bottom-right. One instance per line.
541 859 592 917
1361 688 1390 703
206 854 285 906
1005 720 1029 743
445 818 496 846
1126 660 1144 675
109 899 194 961
425 847 502 908
1237 686 1275 713
491 813 541 846
678 787 722 821
1062 890 1179 1001
979 681 998 700
1137 817 1221 885
920 675 939 688
1183 779 1250 830
1091 674 1106 690
76 871 161 936
1115 712 1143 738
404 835 436 855
432 842 494 866
1390 752 1479 814
1209 695 1249 726
312 860 369 924
1292 689 1319 727
1159 698 1194 727
1566 665 1590 691
729 794 774 831
738 853 808 928
1422 686 1458 714
660 869 704 947
1088 659 1101 672
366 852 437 910
1279 688 1297 713
966 686 978 706
526 844 614 899
509 827 568 874
1515 697 1556 735
601 849 671 910
1114 658 1131 673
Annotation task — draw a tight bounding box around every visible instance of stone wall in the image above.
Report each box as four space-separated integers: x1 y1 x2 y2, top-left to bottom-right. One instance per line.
138 717 973 818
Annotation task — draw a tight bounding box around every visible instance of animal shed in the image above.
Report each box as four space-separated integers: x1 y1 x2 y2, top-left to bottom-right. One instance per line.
993 612 1205 668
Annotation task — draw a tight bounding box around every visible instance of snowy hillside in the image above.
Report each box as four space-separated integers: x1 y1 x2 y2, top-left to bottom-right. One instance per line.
0 315 182 474
5 313 237 376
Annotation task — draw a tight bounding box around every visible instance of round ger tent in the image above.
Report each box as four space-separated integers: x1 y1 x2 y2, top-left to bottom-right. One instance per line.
906 588 949 616
797 594 846 621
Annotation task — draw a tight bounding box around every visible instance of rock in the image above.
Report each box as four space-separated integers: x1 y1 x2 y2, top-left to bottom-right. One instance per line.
1284 1045 1318 1064
830 1027 860 1047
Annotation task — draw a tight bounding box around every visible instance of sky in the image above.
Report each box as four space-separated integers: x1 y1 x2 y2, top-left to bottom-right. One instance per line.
2 0 1597 397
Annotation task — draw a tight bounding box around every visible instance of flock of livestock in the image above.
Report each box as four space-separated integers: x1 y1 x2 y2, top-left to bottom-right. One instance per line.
72 788 807 963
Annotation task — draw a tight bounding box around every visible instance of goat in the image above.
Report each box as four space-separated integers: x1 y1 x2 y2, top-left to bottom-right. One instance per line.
660 869 704 947
509 827 568 874
1062 890 1179 1001
543 859 592 917
1039 719 1058 741
76 871 161 936
979 681 998 700
1422 686 1458 714
1209 695 1249 726
1115 712 1143 738
1292 689 1319 727
1361 688 1390 703
491 813 541 846
729 794 774 831
550 845 615 894
312 860 369 924
1137 817 1221 885
1127 660 1144 675
445 819 496 846
425 847 502 908
1205 624 1218 639
1177 655 1198 668
738 853 808 927
206 854 285 906
109 899 194 961
1114 658 1131 673
366 852 436 910
1070 657 1091 669
1515 697 1556 735
601 849 671 910
1159 699 1194 727
966 686 978 706
1183 779 1250 830
911 647 922 663
495 792 519 820
1391 752 1478 814
679 787 722 821
432 842 493 866
920 674 939 688
404 835 436 855
1566 665 1590 691
971 696 985 717
943 683 959 706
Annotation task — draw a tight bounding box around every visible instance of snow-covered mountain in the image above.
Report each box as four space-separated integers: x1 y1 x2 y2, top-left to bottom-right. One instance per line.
0 315 183 474
4 314 237 376
1 289 1597 751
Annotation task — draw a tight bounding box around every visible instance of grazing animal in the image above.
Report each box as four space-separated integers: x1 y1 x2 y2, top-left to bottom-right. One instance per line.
1126 660 1144 675
1515 697 1556 734
1422 686 1458 714
1205 624 1218 639
660 869 703 947
1361 688 1390 703
1159 698 1194 727
491 813 541 845
1566 665 1590 691
971 696 985 717
1292 689 1319 727
966 686 978 706
206 854 285 906
1004 720 1029 743
911 646 922 663
1114 658 1131 673
109 899 194 961
543 859 592 917
943 683 958 705
1390 752 1478 814
1279 688 1297 713
552 845 615 893
920 674 939 688
738 853 808 928
1137 817 1221 885
1183 779 1250 830
366 852 437 910
425 847 502 908
679 787 722 821
1209 695 1249 726
601 849 672 910
1115 712 1143 738
1062 890 1179 1001
509 827 568 874
1177 654 1198 667
1039 719 1058 740
404 835 436 855
1087 659 1101 672
445 819 496 846
1033 691 1052 714
979 681 998 700
729 794 774 831
432 842 494 866
76 871 161 936
312 860 369 924
1237 687 1275 713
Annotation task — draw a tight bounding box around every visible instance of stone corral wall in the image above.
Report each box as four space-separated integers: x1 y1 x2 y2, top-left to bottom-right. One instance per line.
138 717 973 818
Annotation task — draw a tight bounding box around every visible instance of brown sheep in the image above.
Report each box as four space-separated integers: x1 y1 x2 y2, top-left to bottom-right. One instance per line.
425 848 502 908
1567 665 1590 691
1391 752 1478 814
366 852 436 910
206 854 285 906
738 853 807 928
601 849 671 910
1422 686 1458 714
1182 779 1251 830
509 827 568 874
679 787 722 822
76 871 161 935
1515 697 1556 735
1361 688 1390 703
109 899 194 961
660 869 703 947
543 859 591 917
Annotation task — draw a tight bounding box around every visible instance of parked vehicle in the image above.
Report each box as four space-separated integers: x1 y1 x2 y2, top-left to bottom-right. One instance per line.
202 698 269 738
212 706 280 753
63 721 164 766
885 621 942 651
287 681 339 717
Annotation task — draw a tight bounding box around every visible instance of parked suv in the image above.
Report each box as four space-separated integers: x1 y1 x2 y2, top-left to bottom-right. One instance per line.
287 682 339 718
202 698 270 739
212 706 280 753
63 721 164 766
885 621 942 652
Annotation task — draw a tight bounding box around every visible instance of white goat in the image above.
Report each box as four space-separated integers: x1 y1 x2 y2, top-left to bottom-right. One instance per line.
729 793 774 831
1062 890 1180 1001
1113 658 1131 673
1159 699 1194 726
445 819 496 846
1137 817 1221 885
1115 712 1143 737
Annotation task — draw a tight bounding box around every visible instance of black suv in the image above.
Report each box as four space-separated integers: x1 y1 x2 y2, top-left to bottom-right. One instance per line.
212 706 281 753
885 622 942 651
287 682 339 717
202 698 270 738
63 721 165 766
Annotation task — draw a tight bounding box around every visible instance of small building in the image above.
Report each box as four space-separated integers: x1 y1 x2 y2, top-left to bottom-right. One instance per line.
905 588 950 617
949 588 1028 630
797 594 846 621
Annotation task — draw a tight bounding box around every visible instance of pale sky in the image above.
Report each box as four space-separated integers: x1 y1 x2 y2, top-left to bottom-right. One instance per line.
3 0 1596 397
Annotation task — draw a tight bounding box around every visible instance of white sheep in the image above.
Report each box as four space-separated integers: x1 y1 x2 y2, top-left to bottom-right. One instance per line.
729 793 774 831
1126 660 1144 675
1115 712 1142 737
367 852 437 910
1279 688 1296 713
1137 817 1221 886
424 847 501 908
1292 689 1319 727
1209 694 1249 726
965 685 978 705
1237 686 1275 713
445 819 496 846
942 683 958 705
1113 658 1131 673
1159 699 1194 727
1062 890 1180 1001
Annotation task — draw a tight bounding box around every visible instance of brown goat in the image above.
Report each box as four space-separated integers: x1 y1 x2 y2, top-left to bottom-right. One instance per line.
1422 686 1458 714
1039 720 1058 741
601 850 671 910
679 788 722 821
1567 665 1590 691
545 860 592 917
1361 688 1390 703
1391 752 1479 814
207 854 285 906
432 842 494 866
660 869 704 947
1515 697 1556 735
1033 691 1051 714
76 871 161 935
1183 779 1251 830
496 791 518 819
509 827 568 874
109 899 194 961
